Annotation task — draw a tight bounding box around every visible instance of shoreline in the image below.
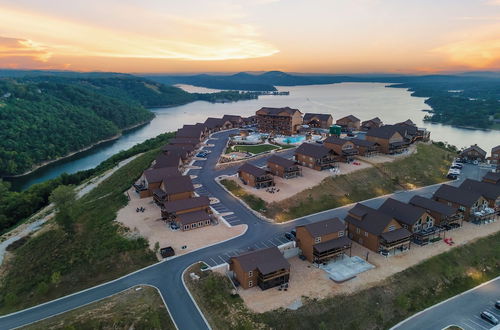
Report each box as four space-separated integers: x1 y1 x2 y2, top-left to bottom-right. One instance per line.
3 120 152 179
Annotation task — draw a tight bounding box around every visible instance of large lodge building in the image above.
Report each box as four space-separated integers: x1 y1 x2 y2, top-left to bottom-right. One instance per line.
255 107 303 135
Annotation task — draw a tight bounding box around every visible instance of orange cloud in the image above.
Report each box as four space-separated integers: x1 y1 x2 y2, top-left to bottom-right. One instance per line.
0 35 53 68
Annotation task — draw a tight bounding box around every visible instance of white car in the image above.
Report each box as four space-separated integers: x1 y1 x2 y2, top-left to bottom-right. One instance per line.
448 169 461 175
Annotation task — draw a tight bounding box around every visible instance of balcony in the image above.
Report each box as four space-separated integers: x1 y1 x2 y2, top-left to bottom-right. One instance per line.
258 269 290 290
471 207 498 223
342 149 359 156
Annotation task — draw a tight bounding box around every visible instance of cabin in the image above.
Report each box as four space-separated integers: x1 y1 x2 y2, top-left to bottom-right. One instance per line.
366 126 408 154
134 167 180 198
161 196 211 220
238 163 274 189
153 175 194 204
203 118 225 132
459 179 500 211
267 155 301 179
361 117 382 131
409 196 462 228
152 153 183 170
173 210 213 231
168 137 201 149
295 218 351 264
162 144 196 158
460 144 487 163
229 247 290 290
243 116 257 126
483 171 500 185
176 125 206 141
394 123 418 142
344 203 412 255
255 107 303 135
295 143 338 171
222 115 244 128
303 113 333 129
488 145 500 167
350 138 380 157
433 184 491 222
336 115 360 132
324 136 358 162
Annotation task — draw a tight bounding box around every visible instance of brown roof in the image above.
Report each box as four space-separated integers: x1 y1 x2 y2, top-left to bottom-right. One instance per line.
362 117 382 125
153 154 182 169
162 196 210 213
459 179 500 201
460 144 487 157
299 218 345 238
162 144 195 153
433 184 482 207
483 171 500 184
303 113 332 122
366 125 402 139
409 196 457 217
380 228 412 243
492 145 500 153
313 236 352 253
204 117 224 129
378 198 426 226
162 175 194 194
344 203 396 236
324 136 352 146
169 137 200 146
176 126 204 139
143 167 181 184
337 115 360 123
238 163 269 177
350 138 379 148
267 155 296 169
256 107 302 116
222 114 244 123
232 247 290 275
176 210 211 226
295 143 336 159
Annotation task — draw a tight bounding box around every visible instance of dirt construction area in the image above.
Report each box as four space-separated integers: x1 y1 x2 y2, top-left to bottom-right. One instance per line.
116 188 246 259
236 219 500 313
230 160 373 203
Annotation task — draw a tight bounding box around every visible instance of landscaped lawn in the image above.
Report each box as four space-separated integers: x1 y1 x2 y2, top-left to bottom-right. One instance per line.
227 144 280 154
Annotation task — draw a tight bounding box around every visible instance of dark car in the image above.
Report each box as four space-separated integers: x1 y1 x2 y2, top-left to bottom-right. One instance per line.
160 246 175 258
291 229 297 237
480 311 499 325
495 300 500 309
284 233 294 241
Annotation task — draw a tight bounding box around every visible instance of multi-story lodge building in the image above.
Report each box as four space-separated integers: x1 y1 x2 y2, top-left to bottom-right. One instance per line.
378 198 435 233
134 167 181 198
295 218 351 263
324 136 358 162
336 115 360 131
345 203 412 255
153 175 195 204
459 179 500 210
229 247 290 290
238 163 274 189
365 125 408 154
409 196 462 227
303 113 333 129
267 155 301 179
460 144 487 162
433 184 491 222
295 143 338 171
255 107 303 135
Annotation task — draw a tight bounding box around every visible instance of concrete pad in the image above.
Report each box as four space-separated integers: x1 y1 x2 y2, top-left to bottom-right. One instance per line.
319 255 375 282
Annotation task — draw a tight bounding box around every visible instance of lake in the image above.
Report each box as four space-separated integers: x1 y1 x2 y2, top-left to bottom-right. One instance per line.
9 83 499 190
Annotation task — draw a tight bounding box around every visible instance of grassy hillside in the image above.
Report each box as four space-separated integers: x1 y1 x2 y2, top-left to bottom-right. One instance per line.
186 231 500 330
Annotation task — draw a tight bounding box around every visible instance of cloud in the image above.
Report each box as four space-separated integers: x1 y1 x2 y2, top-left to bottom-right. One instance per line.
0 35 53 68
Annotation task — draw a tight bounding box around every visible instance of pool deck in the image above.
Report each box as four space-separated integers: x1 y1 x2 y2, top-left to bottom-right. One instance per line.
319 255 375 282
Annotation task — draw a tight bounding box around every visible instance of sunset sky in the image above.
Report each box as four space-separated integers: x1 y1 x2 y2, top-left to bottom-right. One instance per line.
1 0 499 73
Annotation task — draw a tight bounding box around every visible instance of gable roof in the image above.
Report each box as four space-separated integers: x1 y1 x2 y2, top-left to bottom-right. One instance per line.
303 113 332 122
459 179 500 201
256 107 302 116
162 144 195 153
409 195 458 217
176 210 211 226
362 117 382 125
222 114 244 123
162 175 194 194
433 184 483 207
337 115 360 123
378 198 426 226
483 171 500 184
492 145 500 153
143 167 181 184
238 163 269 177
350 138 379 148
162 196 210 213
460 144 487 157
295 143 336 159
169 137 200 146
344 203 396 235
153 154 182 169
324 136 352 146
298 218 345 238
380 228 412 243
232 247 290 275
176 126 204 139
204 117 224 129
267 155 296 169
313 236 351 253
366 125 402 139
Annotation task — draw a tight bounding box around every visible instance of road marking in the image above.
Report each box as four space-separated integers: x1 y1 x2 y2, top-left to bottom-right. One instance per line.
459 321 476 330
209 257 218 266
469 317 489 329
217 255 226 263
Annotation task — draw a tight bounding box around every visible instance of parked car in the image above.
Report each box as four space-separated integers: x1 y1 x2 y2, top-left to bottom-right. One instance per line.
315 140 324 144
447 173 458 180
495 300 500 309
480 311 499 325
291 229 297 237
284 232 294 241
451 164 463 169
448 168 461 175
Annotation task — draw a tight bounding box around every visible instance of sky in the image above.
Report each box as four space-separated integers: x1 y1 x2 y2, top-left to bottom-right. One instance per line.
0 0 499 74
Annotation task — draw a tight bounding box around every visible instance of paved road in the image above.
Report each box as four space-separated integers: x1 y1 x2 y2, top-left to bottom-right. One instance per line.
393 277 500 330
0 130 492 330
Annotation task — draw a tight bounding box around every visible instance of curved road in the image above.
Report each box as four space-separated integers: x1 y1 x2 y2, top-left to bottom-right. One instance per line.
0 130 489 329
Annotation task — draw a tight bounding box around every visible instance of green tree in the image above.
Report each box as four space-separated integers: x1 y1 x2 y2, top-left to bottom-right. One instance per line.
49 185 76 233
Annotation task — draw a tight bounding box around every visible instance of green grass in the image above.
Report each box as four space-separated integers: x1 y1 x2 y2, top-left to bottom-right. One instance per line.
21 286 175 330
186 231 500 330
226 144 280 154
220 179 266 212
0 150 160 314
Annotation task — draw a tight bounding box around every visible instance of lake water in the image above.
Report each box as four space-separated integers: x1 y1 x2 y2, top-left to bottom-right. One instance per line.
9 83 499 190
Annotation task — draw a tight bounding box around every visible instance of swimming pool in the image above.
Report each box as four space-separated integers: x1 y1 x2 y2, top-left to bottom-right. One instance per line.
232 133 268 143
276 135 321 145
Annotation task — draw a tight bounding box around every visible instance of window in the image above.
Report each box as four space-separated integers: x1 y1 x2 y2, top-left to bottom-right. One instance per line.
356 227 360 234
315 237 321 243
198 221 203 227
459 206 466 211
184 225 189 230
205 220 211 225
364 231 368 237
248 271 253 277
338 231 344 237
388 225 396 232
248 280 253 287
191 223 196 228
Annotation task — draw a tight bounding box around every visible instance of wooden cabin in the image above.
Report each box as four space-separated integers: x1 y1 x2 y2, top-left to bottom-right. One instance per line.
459 179 500 210
267 155 301 179
324 136 358 162
222 115 244 128
295 143 338 171
350 138 380 157
483 171 500 185
361 117 382 131
176 125 206 141
152 153 183 170
409 196 462 227
161 196 211 220
345 203 412 255
229 247 290 290
488 145 500 166
134 167 181 198
336 115 360 131
295 218 351 263
168 137 201 149
303 113 333 129
366 126 408 154
460 144 487 162
153 175 194 204
433 184 491 222
238 163 274 189
255 107 303 135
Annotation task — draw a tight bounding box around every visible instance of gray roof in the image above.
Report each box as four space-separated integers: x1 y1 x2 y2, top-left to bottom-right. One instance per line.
459 179 500 201
222 114 244 123
204 117 224 129
380 228 412 243
313 236 351 253
492 145 500 153
176 126 204 139
378 198 426 226
433 184 482 207
267 155 296 169
337 115 360 122
232 247 290 275
143 167 181 184
153 154 182 169
162 175 194 194
461 144 487 157
299 218 345 238
362 117 382 125
344 203 396 235
257 107 302 116
176 210 211 226
162 144 195 153
324 136 351 146
169 137 200 146
295 143 336 159
238 163 269 178
163 196 210 213
303 113 332 122
409 196 457 217
350 138 379 148
366 125 401 139
483 171 500 184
